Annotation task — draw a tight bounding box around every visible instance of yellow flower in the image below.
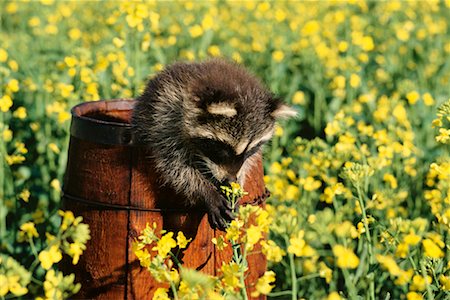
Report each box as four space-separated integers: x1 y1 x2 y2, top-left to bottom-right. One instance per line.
19 189 30 202
113 37 125 48
394 269 414 286
153 232 176 258
393 104 408 125
6 275 27 296
2 127 12 142
28 16 40 27
350 73 361 88
422 238 444 258
201 14 214 30
44 24 59 35
6 154 25 165
0 95 13 112
406 91 420 105
225 219 242 242
48 143 60 154
274 124 284 137
176 231 191 249
334 221 358 239
0 48 8 62
327 291 342 300
13 107 27 119
422 93 434 106
58 83 74 98
67 242 85 265
212 235 228 251
292 91 305 105
439 275 450 291
6 2 18 14
285 185 300 200
332 75 346 89
43 269 65 300
68 28 82 40
59 210 76 230
406 292 423 300
301 176 322 192
39 245 63 270
332 245 359 269
410 275 432 292
64 56 77 68
189 25 203 38
403 231 421 245
251 271 276 297
383 173 398 189
396 28 410 41
301 20 319 36
51 179 61 191
0 275 8 296
272 50 285 62
261 240 285 262
338 41 348 52
436 128 450 144
288 230 316 257
207 45 221 57
153 287 170 300
376 254 401 276
244 225 262 251
319 262 332 284
361 36 374 51
18 222 38 241
15 142 28 154
132 241 151 268
58 111 71 124
395 242 409 258
220 262 241 289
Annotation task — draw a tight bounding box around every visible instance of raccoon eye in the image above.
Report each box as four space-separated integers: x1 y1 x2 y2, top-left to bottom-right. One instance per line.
191 138 234 164
244 141 266 159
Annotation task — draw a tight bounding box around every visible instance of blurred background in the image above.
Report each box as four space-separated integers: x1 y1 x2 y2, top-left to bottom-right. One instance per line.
1 1 449 299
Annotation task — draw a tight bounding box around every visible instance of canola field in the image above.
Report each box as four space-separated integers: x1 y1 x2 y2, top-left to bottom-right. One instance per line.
1 1 450 299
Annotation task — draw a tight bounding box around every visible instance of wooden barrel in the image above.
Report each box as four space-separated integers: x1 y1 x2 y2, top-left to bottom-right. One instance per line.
62 99 268 299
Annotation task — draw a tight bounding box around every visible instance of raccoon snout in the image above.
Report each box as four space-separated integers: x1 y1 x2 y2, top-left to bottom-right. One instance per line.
224 174 238 183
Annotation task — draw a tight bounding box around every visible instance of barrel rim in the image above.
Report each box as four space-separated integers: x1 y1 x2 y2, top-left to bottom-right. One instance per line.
70 98 135 128
70 99 138 145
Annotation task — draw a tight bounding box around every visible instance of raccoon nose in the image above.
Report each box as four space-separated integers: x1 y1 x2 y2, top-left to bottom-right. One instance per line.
225 174 237 183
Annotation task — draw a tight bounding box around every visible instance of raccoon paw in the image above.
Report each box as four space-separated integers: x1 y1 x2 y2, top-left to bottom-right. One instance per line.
206 195 235 231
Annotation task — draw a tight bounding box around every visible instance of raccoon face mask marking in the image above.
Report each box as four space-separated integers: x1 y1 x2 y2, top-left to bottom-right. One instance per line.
190 130 272 185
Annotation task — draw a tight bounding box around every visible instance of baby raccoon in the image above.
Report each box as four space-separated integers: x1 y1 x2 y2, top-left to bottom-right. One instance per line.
132 59 295 230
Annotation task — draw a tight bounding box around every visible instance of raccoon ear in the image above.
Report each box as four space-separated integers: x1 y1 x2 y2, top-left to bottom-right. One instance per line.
271 104 297 119
207 102 237 117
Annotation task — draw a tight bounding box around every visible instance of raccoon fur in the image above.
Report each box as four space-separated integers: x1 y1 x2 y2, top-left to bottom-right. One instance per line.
132 59 295 230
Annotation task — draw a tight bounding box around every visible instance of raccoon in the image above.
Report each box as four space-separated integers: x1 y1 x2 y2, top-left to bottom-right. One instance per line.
132 59 295 230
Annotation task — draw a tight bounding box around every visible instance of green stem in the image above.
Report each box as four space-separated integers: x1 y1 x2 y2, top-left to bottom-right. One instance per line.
288 253 297 300
231 242 248 300
356 184 375 300
356 185 373 262
169 280 179 300
0 111 6 241
268 290 293 297
420 262 434 300
28 237 39 259
297 273 321 282
342 268 358 299
284 234 297 300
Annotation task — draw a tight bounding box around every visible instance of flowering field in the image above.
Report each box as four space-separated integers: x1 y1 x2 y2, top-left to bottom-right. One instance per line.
1 1 450 299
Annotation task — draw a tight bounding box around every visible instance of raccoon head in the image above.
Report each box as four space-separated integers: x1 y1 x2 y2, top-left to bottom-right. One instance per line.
183 59 296 186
